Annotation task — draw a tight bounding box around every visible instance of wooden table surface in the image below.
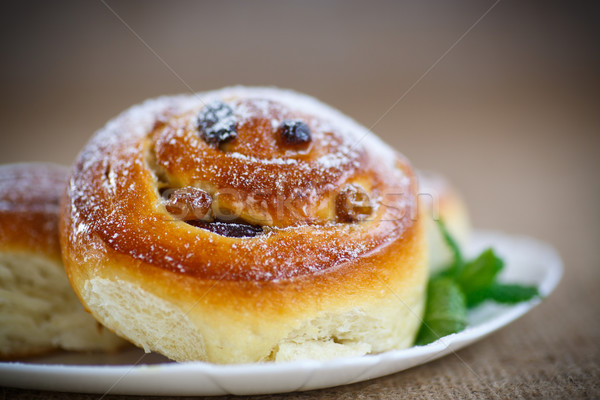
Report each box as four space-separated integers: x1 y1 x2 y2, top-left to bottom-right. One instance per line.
1 1 598 398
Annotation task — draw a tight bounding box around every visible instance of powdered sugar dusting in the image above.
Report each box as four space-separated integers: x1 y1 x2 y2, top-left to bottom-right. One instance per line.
64 87 417 281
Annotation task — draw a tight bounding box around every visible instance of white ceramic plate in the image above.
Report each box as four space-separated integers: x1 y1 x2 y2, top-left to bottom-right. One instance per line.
0 231 562 396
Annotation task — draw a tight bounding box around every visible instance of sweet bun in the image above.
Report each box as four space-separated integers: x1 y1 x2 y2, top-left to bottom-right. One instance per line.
418 171 471 272
0 163 124 359
60 87 428 363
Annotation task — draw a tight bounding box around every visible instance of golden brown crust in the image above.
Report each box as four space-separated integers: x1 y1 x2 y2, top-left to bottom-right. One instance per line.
60 87 427 362
0 163 69 259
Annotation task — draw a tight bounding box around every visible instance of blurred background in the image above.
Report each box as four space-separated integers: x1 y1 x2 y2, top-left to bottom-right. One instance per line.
1 0 598 396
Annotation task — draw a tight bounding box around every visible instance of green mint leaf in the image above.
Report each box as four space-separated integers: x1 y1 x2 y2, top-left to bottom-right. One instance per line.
462 287 493 308
416 220 542 346
488 283 539 304
415 277 468 346
455 248 504 308
460 282 540 308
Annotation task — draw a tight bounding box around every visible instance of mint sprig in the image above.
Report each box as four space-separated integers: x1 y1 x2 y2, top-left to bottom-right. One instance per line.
416 220 539 345
485 283 540 304
456 248 504 307
415 277 468 345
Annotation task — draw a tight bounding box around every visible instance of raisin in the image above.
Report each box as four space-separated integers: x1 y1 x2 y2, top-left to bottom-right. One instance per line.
188 220 264 238
279 120 312 145
336 184 374 222
163 187 212 221
197 101 237 146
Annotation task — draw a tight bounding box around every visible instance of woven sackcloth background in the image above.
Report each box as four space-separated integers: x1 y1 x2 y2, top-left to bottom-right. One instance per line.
1 1 598 399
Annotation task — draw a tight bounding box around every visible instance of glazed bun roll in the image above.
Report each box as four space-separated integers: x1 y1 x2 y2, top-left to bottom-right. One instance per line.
418 171 471 272
0 163 124 359
60 87 428 364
